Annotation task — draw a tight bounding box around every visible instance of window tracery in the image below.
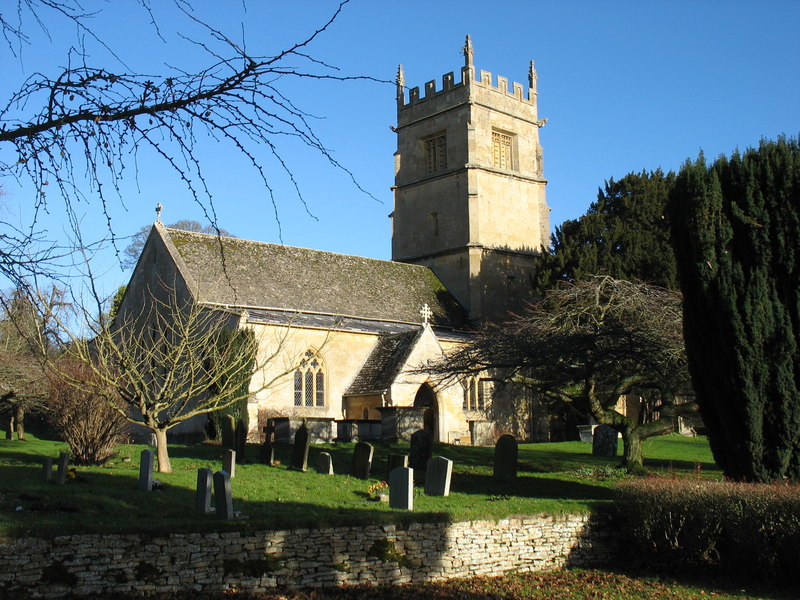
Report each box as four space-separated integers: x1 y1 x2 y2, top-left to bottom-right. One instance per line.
293 349 325 407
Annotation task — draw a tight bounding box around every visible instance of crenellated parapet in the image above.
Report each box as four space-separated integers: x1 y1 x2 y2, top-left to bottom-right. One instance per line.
397 35 537 111
398 64 537 108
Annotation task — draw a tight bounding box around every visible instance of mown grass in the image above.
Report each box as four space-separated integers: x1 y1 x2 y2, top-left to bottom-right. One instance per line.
0 431 719 539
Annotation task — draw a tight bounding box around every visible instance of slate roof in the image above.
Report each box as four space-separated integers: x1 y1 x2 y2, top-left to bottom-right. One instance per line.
344 330 422 395
162 226 468 328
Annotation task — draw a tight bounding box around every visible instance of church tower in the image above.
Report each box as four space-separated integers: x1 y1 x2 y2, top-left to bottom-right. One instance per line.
391 36 550 322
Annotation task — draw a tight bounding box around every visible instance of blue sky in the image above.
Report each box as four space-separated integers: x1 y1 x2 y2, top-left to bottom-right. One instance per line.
1 0 798 299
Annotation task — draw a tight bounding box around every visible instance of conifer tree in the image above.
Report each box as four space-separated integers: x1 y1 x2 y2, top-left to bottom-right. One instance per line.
669 137 800 482
536 170 678 292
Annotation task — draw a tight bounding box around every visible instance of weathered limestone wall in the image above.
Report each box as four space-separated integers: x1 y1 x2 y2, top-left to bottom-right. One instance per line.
0 515 611 598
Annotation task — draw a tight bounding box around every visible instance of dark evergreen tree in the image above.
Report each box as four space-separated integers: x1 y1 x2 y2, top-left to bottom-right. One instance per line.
669 137 800 482
536 170 678 292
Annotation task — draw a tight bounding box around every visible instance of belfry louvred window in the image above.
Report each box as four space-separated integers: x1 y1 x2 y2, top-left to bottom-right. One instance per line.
492 131 513 170
425 134 447 174
293 350 325 407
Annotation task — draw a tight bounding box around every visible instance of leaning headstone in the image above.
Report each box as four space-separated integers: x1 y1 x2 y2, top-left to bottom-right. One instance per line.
315 452 334 475
42 456 53 482
55 452 69 485
386 454 408 480
223 449 236 478
493 434 518 483
234 419 247 463
389 467 414 510
195 468 214 514
221 414 236 449
349 442 374 479
289 424 310 472
138 449 154 491
213 470 233 520
592 425 619 457
424 456 453 497
409 429 432 473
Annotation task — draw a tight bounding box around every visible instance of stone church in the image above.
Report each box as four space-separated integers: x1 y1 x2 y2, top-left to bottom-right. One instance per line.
120 37 550 445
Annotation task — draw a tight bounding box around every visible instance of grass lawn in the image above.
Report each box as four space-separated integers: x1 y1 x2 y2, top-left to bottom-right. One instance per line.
0 430 718 539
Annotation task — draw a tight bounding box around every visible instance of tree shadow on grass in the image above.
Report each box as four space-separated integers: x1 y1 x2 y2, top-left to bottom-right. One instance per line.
451 471 613 500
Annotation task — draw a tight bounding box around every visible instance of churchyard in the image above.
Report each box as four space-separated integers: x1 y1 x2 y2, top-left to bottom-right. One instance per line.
0 430 716 538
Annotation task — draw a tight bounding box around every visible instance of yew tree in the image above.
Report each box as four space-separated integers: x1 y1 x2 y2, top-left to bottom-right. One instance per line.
536 170 678 293
669 137 800 482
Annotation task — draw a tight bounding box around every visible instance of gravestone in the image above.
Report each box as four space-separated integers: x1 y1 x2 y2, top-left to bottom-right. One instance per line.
223 449 236 478
213 470 233 520
260 426 275 466
493 434 518 483
195 468 214 513
315 452 334 475
42 456 53 482
138 449 154 491
386 454 408 480
234 419 247 463
221 414 236 449
409 429 432 474
289 424 310 472
389 466 414 510
55 452 69 485
592 425 618 457
349 442 374 479
424 456 453 497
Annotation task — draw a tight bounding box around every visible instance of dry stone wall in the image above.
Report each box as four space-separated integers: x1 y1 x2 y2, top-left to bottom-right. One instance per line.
0 514 611 598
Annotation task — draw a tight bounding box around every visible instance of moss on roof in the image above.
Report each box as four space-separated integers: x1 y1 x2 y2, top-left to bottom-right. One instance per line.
164 227 467 327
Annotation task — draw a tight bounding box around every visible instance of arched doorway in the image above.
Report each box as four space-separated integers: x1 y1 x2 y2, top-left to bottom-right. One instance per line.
413 383 438 440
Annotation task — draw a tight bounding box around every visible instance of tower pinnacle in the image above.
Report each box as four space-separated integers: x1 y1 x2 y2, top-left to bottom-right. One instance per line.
396 64 405 101
528 60 537 93
463 35 474 67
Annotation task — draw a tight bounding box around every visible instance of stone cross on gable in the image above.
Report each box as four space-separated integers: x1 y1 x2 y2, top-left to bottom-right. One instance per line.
155 202 163 223
420 303 432 326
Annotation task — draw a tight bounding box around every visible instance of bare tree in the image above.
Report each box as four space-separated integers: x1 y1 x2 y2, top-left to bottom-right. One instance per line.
428 277 699 469
42 289 305 473
47 358 129 465
0 1 379 283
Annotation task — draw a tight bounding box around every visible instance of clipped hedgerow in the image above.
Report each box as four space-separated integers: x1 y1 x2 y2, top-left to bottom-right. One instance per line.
611 477 800 583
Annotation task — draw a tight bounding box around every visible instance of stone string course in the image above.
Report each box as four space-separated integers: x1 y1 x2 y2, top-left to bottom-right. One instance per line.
0 514 611 598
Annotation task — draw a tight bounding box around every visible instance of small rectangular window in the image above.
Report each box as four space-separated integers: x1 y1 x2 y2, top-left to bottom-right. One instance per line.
425 134 447 174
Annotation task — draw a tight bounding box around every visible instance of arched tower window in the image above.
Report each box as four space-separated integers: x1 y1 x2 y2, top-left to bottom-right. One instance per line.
293 349 325 407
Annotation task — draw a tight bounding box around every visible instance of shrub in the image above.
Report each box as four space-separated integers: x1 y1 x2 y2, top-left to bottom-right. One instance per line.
612 477 800 583
47 361 129 465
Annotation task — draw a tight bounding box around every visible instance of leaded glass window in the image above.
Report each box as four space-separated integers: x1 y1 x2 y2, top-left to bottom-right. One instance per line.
293 349 326 408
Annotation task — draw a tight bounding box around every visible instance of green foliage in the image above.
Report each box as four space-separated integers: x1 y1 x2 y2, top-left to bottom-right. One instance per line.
536 170 678 293
208 327 254 438
367 538 412 569
613 478 800 584
669 136 800 482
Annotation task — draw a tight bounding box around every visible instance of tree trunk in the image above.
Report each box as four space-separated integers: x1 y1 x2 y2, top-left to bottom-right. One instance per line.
622 428 644 470
5 415 13 440
154 429 172 473
14 405 25 441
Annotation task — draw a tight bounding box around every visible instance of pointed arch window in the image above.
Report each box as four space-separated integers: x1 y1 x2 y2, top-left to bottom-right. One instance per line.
294 350 326 407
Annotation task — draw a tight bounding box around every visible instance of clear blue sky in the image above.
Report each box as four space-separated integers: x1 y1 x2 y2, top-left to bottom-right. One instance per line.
1 0 798 299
